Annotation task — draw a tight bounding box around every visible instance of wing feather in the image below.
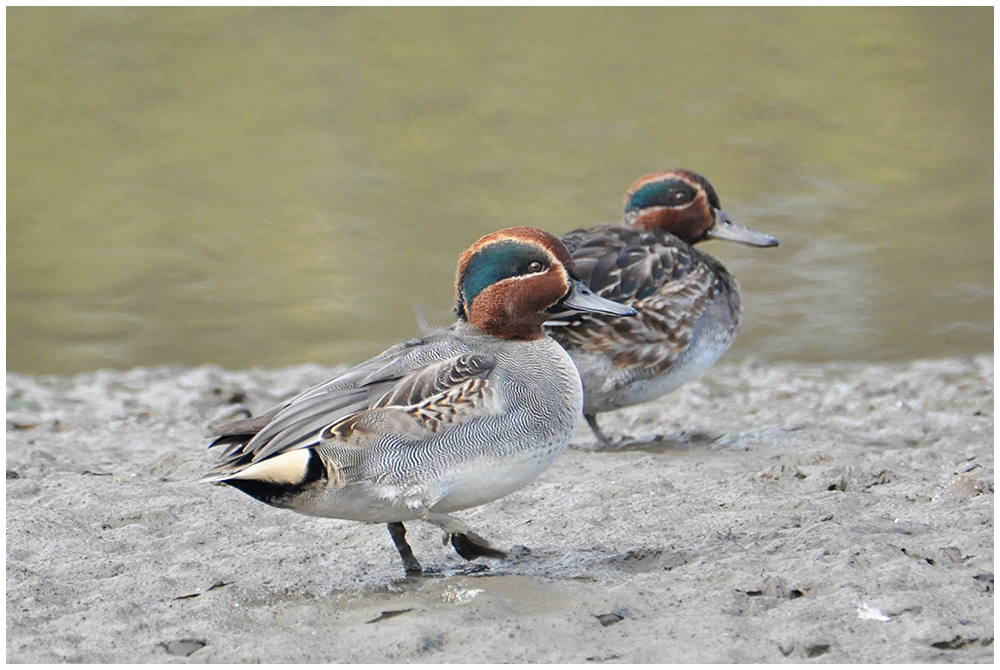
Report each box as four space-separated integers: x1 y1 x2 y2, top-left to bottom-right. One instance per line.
548 225 728 374
203 330 497 480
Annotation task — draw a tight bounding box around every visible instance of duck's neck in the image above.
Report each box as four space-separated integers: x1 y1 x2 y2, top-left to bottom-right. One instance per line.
460 293 548 339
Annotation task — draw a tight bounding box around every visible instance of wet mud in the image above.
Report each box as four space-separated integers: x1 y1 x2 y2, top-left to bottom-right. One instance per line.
6 355 993 662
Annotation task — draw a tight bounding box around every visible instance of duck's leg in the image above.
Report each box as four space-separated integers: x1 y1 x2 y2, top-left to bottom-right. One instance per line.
386 522 423 575
585 413 615 446
424 512 508 561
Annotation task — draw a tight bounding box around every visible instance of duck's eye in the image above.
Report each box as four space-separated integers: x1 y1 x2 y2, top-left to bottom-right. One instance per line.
673 190 692 204
527 260 545 273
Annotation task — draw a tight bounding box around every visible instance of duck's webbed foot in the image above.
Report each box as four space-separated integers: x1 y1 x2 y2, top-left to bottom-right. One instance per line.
424 512 508 562
451 531 508 560
386 522 423 576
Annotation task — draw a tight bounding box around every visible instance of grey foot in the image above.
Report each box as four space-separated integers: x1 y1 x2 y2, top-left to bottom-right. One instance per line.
451 532 508 561
421 511 507 563
585 413 666 448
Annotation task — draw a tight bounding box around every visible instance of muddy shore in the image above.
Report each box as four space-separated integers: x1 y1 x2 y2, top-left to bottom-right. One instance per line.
6 355 993 662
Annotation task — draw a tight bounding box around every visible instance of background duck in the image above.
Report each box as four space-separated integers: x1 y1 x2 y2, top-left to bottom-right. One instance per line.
547 170 778 445
201 226 634 575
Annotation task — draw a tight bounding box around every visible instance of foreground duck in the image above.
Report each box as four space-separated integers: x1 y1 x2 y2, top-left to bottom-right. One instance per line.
201 226 634 575
546 170 778 445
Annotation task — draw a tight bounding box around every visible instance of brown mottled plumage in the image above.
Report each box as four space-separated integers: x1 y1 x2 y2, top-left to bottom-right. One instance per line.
546 170 778 445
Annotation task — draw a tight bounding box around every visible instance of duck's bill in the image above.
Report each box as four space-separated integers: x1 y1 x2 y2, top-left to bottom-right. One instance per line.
708 210 779 247
554 280 637 316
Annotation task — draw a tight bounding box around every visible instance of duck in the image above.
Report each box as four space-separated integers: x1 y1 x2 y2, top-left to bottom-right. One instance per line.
545 170 778 445
200 226 635 576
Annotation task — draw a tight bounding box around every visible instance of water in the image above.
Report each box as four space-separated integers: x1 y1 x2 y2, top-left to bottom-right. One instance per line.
7 7 993 374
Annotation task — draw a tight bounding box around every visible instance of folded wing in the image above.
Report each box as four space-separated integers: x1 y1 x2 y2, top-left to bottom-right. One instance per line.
202 337 497 482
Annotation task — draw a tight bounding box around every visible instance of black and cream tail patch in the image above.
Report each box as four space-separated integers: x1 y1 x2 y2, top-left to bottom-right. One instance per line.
219 448 327 507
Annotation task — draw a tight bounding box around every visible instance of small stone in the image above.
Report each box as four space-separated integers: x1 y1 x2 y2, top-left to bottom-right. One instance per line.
595 612 625 627
159 639 206 657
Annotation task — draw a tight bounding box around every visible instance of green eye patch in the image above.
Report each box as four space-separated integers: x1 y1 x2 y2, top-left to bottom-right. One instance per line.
626 180 696 211
460 240 550 308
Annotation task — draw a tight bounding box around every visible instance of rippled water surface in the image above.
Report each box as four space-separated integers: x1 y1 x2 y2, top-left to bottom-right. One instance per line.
8 7 993 374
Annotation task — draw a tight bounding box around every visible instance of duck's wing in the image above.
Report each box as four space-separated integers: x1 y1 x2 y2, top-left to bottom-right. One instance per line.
549 225 724 371
202 330 497 481
320 354 496 445
558 225 698 302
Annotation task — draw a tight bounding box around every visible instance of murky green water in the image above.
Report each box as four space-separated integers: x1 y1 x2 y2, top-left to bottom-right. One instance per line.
8 7 993 374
